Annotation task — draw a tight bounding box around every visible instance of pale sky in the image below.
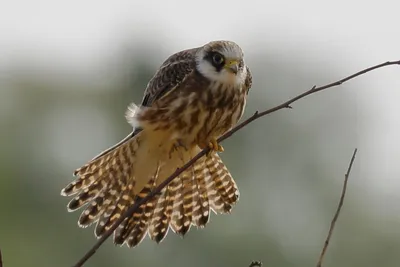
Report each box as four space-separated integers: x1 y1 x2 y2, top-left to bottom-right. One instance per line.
1 0 399 69
1 0 400 204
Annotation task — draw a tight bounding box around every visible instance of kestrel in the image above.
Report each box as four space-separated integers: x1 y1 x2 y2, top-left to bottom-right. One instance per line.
61 40 253 248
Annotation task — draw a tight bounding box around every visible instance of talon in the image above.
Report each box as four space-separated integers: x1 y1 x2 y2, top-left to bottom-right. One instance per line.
197 138 224 156
207 138 224 155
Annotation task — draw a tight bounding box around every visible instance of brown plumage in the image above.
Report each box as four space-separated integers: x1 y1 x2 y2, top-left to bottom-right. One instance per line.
61 40 252 248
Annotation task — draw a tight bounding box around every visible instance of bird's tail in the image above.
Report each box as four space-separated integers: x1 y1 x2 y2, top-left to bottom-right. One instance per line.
61 132 239 248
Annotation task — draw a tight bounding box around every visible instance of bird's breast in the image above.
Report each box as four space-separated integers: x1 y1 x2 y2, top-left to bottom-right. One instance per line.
194 82 247 143
137 82 246 148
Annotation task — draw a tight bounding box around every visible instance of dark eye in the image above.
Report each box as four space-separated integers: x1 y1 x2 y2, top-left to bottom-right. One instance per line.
212 52 224 66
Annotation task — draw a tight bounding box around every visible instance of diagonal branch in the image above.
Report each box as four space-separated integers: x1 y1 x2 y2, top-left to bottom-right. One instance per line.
73 60 399 267
316 148 358 267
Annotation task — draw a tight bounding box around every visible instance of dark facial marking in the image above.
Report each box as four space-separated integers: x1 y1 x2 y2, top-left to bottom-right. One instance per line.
204 51 225 72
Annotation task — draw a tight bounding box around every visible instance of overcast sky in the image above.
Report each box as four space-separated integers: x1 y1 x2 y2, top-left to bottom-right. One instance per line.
1 0 399 67
1 0 400 201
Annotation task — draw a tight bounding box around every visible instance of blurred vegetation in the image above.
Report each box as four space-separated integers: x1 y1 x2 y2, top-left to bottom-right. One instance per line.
1 39 399 267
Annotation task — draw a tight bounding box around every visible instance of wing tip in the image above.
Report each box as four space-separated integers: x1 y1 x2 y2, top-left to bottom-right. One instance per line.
60 189 67 196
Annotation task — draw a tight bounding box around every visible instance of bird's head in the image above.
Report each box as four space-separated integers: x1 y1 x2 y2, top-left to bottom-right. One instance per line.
195 40 247 87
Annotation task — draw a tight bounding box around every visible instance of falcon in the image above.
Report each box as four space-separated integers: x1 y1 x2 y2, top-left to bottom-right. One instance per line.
61 40 253 248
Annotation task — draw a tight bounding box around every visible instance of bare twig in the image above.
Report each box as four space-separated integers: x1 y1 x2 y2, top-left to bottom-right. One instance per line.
249 260 262 267
316 148 358 267
0 248 3 267
73 60 399 267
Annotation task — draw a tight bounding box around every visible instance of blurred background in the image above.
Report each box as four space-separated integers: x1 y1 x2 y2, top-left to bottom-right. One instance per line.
1 0 400 266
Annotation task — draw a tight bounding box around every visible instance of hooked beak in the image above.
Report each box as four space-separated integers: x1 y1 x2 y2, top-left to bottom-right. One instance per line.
224 60 239 74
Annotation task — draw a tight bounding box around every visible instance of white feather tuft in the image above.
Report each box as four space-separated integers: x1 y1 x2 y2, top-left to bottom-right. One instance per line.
125 102 141 128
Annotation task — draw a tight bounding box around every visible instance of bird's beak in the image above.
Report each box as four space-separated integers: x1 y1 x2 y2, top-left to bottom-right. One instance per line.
224 60 239 74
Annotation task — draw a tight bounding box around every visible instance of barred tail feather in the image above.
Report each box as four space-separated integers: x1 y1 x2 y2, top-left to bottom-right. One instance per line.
192 159 210 227
205 152 239 213
61 133 141 233
161 150 239 234
94 183 133 237
62 152 114 197
78 184 114 227
125 195 157 247
178 171 194 235
148 186 172 243
169 175 185 234
115 165 160 247
61 132 240 248
67 179 106 211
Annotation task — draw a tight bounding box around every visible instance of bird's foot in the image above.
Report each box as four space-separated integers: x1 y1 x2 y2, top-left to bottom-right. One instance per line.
198 138 224 156
208 138 224 153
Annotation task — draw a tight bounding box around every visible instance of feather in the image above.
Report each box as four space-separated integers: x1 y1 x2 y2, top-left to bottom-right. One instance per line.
61 40 252 248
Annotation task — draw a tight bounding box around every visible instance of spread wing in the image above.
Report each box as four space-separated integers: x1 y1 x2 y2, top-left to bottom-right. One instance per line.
91 48 199 160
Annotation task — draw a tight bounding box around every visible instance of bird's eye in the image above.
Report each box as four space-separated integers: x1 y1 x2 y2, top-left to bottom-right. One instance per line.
212 53 224 66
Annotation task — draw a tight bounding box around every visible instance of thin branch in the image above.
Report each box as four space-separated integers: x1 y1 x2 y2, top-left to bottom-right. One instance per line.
249 261 262 267
73 60 399 267
316 148 358 267
0 248 3 267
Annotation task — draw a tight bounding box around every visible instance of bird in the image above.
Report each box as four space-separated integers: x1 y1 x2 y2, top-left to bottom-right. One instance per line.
60 40 253 248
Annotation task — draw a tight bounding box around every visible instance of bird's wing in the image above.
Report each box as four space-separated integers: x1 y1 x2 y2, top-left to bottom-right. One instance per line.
140 47 199 107
90 48 199 161
244 65 252 94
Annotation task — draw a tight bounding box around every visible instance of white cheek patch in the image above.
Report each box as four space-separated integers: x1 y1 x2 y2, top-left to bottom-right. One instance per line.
197 60 247 88
197 60 219 81
195 47 247 88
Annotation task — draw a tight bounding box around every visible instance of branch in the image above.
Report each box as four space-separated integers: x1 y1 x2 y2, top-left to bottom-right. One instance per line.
0 248 3 267
73 60 399 267
316 148 358 267
249 261 262 267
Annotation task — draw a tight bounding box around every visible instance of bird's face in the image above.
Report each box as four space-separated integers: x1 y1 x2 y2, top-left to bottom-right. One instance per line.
196 40 247 87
